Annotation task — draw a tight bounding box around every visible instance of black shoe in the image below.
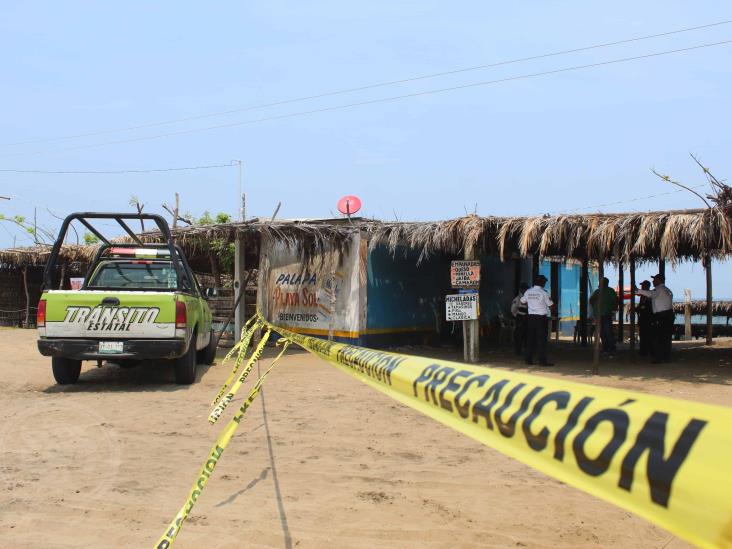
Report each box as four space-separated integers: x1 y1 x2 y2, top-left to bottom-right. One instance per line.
538 362 555 367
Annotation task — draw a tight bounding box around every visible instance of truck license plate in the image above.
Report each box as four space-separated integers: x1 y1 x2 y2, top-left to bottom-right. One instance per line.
99 341 124 354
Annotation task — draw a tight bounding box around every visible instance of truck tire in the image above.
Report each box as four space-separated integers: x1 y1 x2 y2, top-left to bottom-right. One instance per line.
52 357 82 385
198 329 217 365
174 332 198 385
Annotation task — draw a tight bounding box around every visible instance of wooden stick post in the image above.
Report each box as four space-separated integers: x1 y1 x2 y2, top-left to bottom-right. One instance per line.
23 265 30 328
58 262 66 290
463 244 480 363
592 258 603 374
629 257 636 358
618 261 624 345
579 258 589 346
705 255 713 345
550 261 560 341
684 289 692 341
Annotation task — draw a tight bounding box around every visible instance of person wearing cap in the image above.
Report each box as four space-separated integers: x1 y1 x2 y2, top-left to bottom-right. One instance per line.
520 274 554 366
510 282 529 355
636 273 674 363
636 280 654 357
589 277 619 353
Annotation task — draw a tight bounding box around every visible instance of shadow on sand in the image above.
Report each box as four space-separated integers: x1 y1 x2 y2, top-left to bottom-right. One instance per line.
393 338 732 387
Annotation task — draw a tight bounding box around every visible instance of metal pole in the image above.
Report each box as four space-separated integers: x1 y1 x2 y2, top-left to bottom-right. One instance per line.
233 159 244 222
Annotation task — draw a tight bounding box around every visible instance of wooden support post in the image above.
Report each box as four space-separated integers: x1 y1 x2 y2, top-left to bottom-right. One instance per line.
592 258 603 374
550 261 559 339
58 262 66 290
658 259 665 278
531 254 540 281
234 233 247 338
463 245 480 364
23 265 30 328
617 261 624 344
579 259 589 346
629 257 636 357
705 255 713 345
684 289 692 341
513 258 522 296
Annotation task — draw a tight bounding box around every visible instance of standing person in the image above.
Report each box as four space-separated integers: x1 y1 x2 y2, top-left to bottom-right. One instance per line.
636 273 674 363
520 275 554 366
589 277 619 353
510 282 529 355
636 280 654 357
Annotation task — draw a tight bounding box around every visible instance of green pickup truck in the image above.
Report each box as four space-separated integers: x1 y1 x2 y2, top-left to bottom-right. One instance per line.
37 213 214 385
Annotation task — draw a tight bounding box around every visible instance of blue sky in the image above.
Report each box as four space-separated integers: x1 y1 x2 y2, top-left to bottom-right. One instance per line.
1 2 730 296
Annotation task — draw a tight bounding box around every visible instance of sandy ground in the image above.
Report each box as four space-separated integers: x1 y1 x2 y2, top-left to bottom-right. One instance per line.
0 329 730 549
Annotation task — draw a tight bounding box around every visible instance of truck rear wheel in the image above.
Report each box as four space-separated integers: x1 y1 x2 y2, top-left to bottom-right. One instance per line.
174 332 198 385
198 329 217 365
52 357 82 384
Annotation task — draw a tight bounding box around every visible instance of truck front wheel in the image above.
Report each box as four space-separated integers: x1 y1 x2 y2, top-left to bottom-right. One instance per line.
174 332 198 385
52 357 82 384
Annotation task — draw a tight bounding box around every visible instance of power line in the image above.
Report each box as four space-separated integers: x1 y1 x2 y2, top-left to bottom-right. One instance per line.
0 162 233 174
3 19 730 149
12 38 732 157
550 184 708 215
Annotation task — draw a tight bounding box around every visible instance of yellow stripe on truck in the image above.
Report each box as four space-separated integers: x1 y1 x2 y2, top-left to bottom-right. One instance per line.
260 313 732 549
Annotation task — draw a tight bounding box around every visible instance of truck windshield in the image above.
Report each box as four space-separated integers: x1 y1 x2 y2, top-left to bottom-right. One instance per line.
87 261 178 289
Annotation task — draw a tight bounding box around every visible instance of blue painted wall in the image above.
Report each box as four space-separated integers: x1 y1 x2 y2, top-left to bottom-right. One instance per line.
538 260 598 335
365 245 598 345
365 245 451 345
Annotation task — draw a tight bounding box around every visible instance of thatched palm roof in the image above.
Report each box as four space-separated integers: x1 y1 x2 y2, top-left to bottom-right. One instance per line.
673 300 732 317
0 245 95 268
0 208 729 270
368 208 731 263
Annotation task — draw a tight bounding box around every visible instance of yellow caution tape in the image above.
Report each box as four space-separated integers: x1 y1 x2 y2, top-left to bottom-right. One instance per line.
211 320 261 407
209 330 272 424
260 314 732 549
154 337 291 549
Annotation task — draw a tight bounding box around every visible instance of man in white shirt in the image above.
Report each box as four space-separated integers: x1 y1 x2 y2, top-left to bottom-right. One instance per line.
636 273 674 363
520 275 554 366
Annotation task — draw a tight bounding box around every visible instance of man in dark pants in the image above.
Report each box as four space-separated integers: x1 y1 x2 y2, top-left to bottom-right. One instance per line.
510 282 529 355
521 275 554 366
590 277 618 353
636 273 674 363
636 280 653 357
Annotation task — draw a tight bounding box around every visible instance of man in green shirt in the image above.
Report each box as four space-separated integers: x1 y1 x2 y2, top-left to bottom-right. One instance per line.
590 277 619 353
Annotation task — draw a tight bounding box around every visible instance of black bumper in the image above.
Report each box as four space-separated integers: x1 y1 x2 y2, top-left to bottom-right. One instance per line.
37 338 187 361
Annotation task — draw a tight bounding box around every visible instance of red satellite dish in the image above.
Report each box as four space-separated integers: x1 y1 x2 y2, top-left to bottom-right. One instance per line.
337 195 362 216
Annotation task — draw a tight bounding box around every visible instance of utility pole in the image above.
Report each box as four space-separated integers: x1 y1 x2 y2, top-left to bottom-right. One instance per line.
233 160 244 221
